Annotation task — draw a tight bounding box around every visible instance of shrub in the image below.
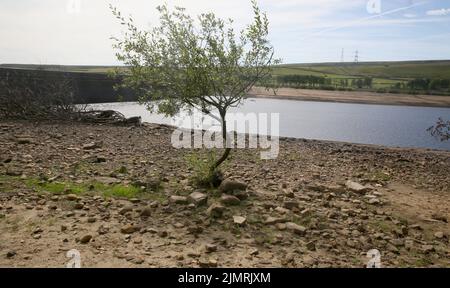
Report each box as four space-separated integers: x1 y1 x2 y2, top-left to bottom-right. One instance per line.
186 150 224 188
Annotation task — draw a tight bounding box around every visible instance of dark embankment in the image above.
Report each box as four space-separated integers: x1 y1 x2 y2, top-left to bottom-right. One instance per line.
0 68 137 104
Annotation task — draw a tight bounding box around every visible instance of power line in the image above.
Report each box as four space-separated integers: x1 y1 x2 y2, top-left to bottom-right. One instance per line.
354 50 359 64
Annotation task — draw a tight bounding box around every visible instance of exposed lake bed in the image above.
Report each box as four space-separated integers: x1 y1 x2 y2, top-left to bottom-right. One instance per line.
0 120 448 267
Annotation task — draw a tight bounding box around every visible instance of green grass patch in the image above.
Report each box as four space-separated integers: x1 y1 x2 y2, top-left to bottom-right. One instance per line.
23 177 164 200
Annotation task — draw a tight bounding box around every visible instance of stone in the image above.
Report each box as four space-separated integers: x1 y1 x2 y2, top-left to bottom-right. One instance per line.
87 217 96 223
131 257 144 265
206 204 225 218
94 176 120 185
80 235 92 244
188 191 208 206
286 222 307 236
218 179 247 194
129 198 140 204
6 251 16 258
16 138 32 144
421 245 435 254
306 241 316 251
264 216 287 225
198 258 218 268
157 230 168 238
345 180 371 193
140 207 152 217
169 195 188 205
187 226 203 235
173 222 185 229
120 224 139 234
205 244 218 253
66 194 79 201
431 214 447 223
434 231 445 239
73 203 84 210
233 216 247 225
220 194 241 206
283 201 299 210
82 142 101 150
97 225 109 235
274 206 290 214
66 211 75 217
387 243 399 254
119 205 133 215
368 198 381 205
33 227 43 234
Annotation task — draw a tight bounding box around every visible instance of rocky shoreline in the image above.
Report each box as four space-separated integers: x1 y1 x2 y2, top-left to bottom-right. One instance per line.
0 120 449 267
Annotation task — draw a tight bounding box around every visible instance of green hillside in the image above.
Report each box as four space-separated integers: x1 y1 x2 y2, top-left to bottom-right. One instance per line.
2 60 450 94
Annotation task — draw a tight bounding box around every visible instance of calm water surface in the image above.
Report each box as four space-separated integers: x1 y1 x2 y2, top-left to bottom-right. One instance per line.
90 98 450 151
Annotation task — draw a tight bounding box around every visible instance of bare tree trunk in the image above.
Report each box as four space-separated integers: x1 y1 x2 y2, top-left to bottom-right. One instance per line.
212 110 231 170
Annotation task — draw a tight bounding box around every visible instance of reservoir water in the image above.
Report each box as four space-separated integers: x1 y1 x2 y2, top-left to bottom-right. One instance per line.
90 98 450 151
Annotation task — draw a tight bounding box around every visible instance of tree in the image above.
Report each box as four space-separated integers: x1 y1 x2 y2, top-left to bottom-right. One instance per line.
428 118 450 142
110 1 280 180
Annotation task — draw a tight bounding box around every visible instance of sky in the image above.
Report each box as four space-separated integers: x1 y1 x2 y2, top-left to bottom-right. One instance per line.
0 0 449 65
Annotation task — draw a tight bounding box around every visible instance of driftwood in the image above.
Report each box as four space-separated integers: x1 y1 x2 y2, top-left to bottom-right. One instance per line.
76 110 142 126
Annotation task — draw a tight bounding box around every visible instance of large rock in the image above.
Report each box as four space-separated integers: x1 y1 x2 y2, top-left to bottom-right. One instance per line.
66 194 79 201
345 180 371 193
140 207 152 217
119 205 133 215
120 224 139 234
220 194 241 206
218 179 247 194
283 201 299 210
79 235 93 244
206 204 225 218
286 222 307 236
264 216 287 225
188 191 208 206
169 195 188 205
233 216 247 225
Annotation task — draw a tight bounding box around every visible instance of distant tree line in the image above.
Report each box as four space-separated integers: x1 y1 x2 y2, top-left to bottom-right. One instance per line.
275 74 450 95
276 75 332 87
276 74 374 90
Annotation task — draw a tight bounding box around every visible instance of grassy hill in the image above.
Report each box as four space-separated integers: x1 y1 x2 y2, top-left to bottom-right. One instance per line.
272 60 450 90
3 60 450 78
2 60 450 93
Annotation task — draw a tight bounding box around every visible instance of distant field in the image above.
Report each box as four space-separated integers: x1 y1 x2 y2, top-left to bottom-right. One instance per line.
3 60 450 77
0 64 116 74
2 60 450 92
276 60 450 78
272 60 450 90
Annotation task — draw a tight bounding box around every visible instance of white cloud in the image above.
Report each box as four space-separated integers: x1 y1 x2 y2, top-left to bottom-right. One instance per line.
426 8 450 16
403 13 417 18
